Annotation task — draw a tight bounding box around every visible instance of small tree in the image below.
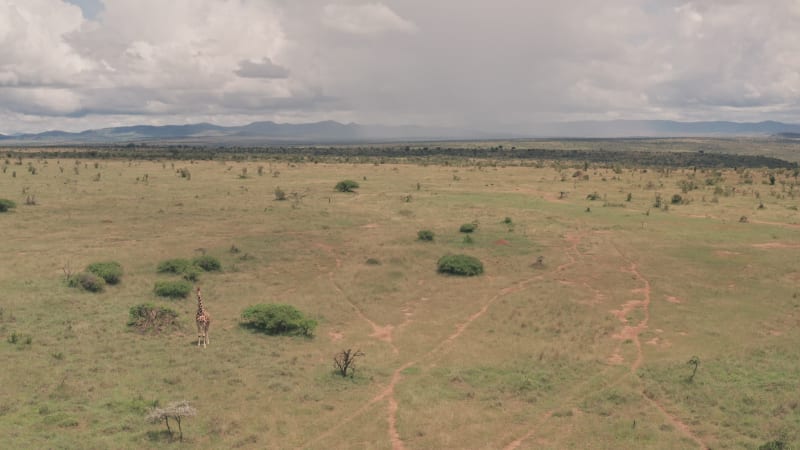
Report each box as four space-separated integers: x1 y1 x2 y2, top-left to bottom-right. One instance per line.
333 348 365 377
274 186 287 201
687 356 700 382
146 400 196 442
334 180 359 192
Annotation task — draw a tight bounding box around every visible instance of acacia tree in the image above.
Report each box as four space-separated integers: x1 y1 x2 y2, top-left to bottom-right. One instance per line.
146 400 197 441
334 348 365 377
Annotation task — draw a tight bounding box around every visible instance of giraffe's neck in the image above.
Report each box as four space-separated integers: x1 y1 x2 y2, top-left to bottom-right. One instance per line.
196 290 206 316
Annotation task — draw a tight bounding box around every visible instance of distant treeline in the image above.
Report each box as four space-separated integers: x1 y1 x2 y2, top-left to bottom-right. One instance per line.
6 144 797 168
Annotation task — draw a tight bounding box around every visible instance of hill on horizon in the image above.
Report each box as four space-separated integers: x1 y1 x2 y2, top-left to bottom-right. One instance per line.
2 119 800 145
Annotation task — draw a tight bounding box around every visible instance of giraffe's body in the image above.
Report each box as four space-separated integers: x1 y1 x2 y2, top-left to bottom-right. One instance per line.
195 288 211 347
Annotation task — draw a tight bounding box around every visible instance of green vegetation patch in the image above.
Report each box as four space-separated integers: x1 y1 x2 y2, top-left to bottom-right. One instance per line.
86 261 123 285
128 303 179 333
334 179 359 192
459 223 477 233
0 198 16 212
437 254 484 276
417 230 435 241
156 258 192 274
193 255 221 272
67 272 105 292
241 304 317 337
153 280 192 299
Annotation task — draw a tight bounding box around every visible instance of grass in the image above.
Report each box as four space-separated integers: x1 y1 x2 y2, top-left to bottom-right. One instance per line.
0 156 798 448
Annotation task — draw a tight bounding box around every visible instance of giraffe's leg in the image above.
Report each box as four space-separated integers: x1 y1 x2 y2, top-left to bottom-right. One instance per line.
206 325 210 346
197 323 202 346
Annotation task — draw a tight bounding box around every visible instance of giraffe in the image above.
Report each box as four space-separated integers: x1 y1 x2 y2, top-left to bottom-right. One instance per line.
195 287 211 347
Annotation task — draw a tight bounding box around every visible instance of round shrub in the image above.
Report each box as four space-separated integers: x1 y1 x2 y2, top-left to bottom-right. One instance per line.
0 199 16 212
437 254 484 276
154 280 192 299
157 258 192 274
459 223 477 233
68 272 106 292
334 180 360 192
86 261 123 285
193 255 221 272
417 230 435 241
241 304 317 337
128 303 179 333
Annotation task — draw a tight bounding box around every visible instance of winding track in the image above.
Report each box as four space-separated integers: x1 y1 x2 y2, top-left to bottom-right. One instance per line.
305 230 707 449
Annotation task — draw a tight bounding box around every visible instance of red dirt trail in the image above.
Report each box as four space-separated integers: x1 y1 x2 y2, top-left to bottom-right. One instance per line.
507 241 707 450
301 231 570 449
308 232 708 450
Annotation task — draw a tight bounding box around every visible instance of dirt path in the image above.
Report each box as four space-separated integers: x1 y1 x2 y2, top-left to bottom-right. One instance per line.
302 231 584 449
751 242 800 249
609 263 651 373
309 229 708 450
507 239 706 449
643 393 707 449
316 241 400 352
503 412 554 450
329 275 399 354
612 249 707 449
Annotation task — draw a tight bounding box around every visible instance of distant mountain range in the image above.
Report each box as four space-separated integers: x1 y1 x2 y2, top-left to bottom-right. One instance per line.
2 120 800 145
534 120 800 138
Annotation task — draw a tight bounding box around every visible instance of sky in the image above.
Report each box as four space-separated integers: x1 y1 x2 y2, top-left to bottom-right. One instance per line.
1 0 800 133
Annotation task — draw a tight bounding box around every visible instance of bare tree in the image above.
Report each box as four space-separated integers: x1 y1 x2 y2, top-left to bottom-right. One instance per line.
146 400 197 442
334 349 365 378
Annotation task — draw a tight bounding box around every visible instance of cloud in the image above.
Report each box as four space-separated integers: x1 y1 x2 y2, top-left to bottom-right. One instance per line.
322 3 416 35
2 0 800 133
0 0 94 89
235 58 290 79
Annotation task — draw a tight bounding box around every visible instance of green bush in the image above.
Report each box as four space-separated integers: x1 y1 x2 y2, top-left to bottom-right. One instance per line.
182 267 201 282
193 255 221 272
68 272 106 292
417 230 435 241
334 180 359 192
0 198 16 212
128 303 179 333
241 304 317 337
86 261 123 285
459 223 477 233
437 254 484 276
156 258 192 274
154 280 192 299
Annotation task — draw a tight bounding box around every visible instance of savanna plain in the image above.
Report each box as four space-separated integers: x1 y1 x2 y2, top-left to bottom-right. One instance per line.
1 150 799 449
